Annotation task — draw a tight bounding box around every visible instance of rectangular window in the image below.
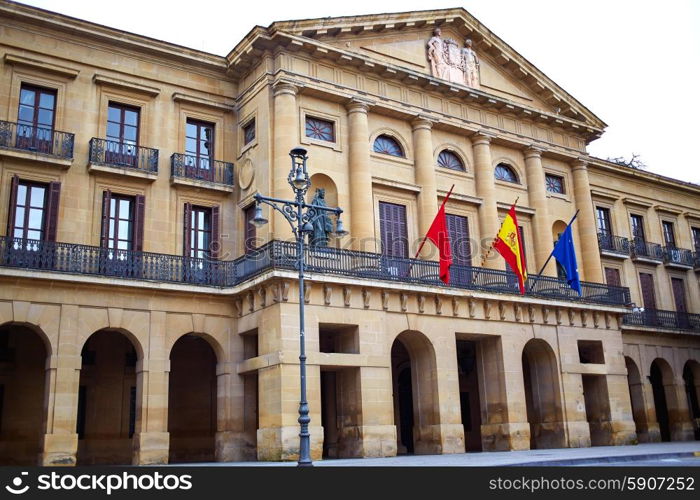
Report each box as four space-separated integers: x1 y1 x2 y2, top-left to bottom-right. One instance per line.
378 202 408 258
244 204 257 253
662 221 676 247
604 267 621 287
17 84 56 153
545 173 565 194
630 214 645 242
595 207 612 235
106 102 140 166
305 116 335 142
105 194 134 251
11 180 47 240
185 119 214 171
243 119 255 145
692 227 700 252
185 206 212 259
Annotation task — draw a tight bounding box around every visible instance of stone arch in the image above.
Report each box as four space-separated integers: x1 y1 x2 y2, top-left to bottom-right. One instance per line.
390 330 440 454
165 327 226 365
521 338 565 449
682 360 700 440
370 128 411 159
0 322 50 464
492 156 525 185
625 356 649 442
433 143 470 172
649 357 676 442
77 328 140 464
168 333 218 463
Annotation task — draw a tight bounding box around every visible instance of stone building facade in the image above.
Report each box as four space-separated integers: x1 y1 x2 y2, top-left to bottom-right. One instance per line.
0 2 698 465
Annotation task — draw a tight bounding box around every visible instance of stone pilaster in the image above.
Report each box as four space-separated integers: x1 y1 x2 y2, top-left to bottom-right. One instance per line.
669 378 695 441
412 117 438 258
472 132 500 270
356 366 397 457
272 81 300 241
41 354 80 466
571 160 603 283
523 146 555 276
346 99 375 252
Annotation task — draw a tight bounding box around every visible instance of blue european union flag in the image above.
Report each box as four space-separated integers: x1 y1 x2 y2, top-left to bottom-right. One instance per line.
552 221 581 295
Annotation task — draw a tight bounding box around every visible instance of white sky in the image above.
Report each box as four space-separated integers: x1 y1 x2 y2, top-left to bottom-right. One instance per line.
16 0 700 185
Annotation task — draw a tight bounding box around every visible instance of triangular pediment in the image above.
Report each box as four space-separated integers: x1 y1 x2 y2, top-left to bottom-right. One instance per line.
264 8 605 129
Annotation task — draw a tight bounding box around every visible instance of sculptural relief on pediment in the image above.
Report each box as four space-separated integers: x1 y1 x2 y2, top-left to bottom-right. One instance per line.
427 27 480 88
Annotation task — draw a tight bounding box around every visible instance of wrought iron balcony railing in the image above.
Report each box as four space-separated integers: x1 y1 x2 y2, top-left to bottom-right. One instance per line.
630 238 664 261
623 308 700 332
662 246 694 267
0 237 632 307
89 138 158 173
0 120 74 159
694 251 700 270
170 153 234 186
597 232 630 256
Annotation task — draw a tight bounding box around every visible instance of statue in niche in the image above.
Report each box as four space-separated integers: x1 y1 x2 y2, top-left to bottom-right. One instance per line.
426 31 481 88
309 188 333 248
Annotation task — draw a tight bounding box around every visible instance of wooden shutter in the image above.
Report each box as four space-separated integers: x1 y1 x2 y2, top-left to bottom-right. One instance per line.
211 205 220 259
100 190 112 248
133 194 145 252
446 213 471 265
604 267 621 287
6 175 19 238
639 272 656 310
183 202 192 256
671 278 687 313
45 181 61 242
379 202 408 258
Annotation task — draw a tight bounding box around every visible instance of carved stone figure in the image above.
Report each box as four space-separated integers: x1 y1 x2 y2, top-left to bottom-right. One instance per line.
310 188 333 247
426 31 481 88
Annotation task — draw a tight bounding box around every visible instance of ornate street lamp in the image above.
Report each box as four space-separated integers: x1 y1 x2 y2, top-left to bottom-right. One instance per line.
250 147 347 466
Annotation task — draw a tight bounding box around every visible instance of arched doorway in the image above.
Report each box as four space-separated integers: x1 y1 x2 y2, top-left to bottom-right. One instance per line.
649 358 674 442
682 361 700 440
77 329 139 465
522 339 565 449
0 324 49 465
390 331 439 455
625 356 649 441
168 334 217 463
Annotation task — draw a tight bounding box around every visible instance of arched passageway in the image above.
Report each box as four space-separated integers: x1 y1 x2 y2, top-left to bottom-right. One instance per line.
522 339 565 449
625 356 649 441
649 358 674 442
0 324 49 465
682 361 700 440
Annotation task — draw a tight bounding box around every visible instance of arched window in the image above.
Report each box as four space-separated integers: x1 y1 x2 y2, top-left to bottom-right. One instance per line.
437 150 465 171
495 163 518 183
373 135 404 157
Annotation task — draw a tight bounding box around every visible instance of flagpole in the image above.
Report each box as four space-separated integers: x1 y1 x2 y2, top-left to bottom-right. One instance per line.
404 184 455 278
473 197 518 283
527 209 579 292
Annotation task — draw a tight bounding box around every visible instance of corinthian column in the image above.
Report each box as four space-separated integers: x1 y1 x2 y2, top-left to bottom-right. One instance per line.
412 117 438 257
472 132 500 269
523 146 555 276
571 159 603 282
272 81 299 240
346 99 375 252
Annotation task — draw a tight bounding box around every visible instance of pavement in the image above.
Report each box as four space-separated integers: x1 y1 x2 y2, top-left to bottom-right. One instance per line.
178 442 700 467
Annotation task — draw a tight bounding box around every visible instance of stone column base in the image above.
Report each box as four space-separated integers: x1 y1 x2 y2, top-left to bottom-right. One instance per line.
565 421 591 448
337 424 397 458
41 433 78 466
636 422 661 443
414 423 464 455
481 422 530 451
257 426 323 462
609 419 637 445
215 431 256 462
671 422 695 442
132 432 169 465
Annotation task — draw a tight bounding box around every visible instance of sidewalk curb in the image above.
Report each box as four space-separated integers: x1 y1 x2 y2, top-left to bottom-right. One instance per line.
512 451 698 466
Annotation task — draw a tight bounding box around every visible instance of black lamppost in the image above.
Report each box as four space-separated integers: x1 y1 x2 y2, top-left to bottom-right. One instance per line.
250 147 347 466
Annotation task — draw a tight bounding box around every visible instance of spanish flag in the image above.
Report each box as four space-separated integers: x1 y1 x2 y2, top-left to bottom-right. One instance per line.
493 203 528 294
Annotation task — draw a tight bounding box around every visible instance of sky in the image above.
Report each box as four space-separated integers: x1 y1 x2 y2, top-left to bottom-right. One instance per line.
16 0 700 185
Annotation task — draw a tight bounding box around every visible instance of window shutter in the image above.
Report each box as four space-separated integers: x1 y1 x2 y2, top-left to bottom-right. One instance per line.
446 214 471 265
604 267 621 287
6 175 19 238
100 190 112 248
639 272 656 310
211 205 220 259
46 181 61 242
183 202 192 256
133 195 145 252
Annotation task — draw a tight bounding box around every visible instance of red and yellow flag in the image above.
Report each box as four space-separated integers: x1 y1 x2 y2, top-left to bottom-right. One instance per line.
493 204 527 294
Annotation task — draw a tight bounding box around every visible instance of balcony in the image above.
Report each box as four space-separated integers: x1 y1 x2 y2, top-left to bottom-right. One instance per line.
630 238 664 265
0 237 631 307
623 308 700 333
88 138 158 180
0 120 74 166
170 153 234 193
662 246 694 270
597 232 630 259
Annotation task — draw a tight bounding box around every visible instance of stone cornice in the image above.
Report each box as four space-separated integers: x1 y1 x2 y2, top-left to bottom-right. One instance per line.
588 157 700 197
590 189 620 203
93 73 160 96
497 201 535 216
622 197 653 209
372 176 421 193
654 205 683 216
3 53 79 78
172 92 234 112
